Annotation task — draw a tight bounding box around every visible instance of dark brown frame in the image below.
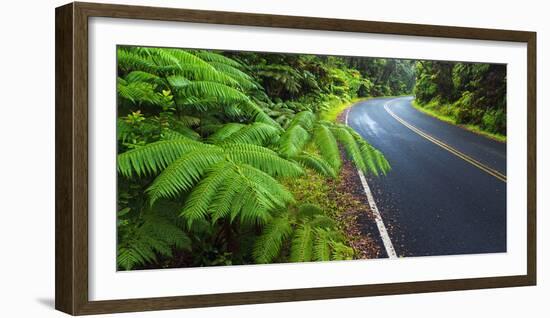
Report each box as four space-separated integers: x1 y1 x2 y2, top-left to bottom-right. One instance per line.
55 1 537 315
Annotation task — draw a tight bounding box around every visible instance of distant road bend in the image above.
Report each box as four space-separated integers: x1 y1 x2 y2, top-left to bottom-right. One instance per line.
347 96 506 257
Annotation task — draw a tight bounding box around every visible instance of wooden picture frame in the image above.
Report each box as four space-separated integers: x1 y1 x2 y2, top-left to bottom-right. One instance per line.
55 2 536 315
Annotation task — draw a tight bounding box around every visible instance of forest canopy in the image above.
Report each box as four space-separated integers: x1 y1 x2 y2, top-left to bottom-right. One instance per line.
414 61 507 136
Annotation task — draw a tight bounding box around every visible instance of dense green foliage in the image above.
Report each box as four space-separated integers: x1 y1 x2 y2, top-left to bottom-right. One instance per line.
414 61 506 136
116 47 407 270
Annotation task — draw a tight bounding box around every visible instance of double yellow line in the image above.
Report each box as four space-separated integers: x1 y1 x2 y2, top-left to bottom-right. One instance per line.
384 102 507 183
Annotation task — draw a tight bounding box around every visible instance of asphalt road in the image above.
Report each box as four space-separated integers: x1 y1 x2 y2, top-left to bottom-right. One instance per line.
347 96 507 257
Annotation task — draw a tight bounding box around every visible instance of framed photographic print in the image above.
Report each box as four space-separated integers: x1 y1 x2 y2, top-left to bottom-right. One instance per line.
55 2 537 315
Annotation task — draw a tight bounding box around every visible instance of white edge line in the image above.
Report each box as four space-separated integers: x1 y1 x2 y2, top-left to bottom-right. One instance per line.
345 106 398 259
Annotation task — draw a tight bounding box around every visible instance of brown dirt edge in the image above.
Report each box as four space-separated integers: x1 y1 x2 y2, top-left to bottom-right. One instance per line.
329 108 388 259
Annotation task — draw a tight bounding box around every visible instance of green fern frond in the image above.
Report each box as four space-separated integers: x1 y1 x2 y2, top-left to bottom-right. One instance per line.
176 63 241 88
117 247 144 271
180 162 293 227
117 48 156 73
117 212 190 270
278 124 310 157
296 203 325 220
140 213 191 250
292 152 337 178
348 128 391 175
209 62 258 89
313 228 332 261
174 81 251 104
288 111 315 130
194 50 243 68
313 124 341 170
331 126 367 172
117 80 168 107
330 241 354 260
222 122 280 146
178 115 201 127
253 214 293 264
180 162 234 226
309 215 337 230
117 138 209 178
232 164 294 225
222 143 304 177
238 163 295 207
208 123 246 143
162 128 200 141
125 70 161 84
147 148 225 203
166 75 192 88
209 173 243 223
147 47 213 71
290 224 314 262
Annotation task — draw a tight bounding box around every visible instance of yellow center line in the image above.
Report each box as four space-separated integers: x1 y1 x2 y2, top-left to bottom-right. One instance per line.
384 102 507 183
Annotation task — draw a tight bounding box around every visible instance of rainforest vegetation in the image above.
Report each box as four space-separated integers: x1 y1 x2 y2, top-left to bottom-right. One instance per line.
414 61 507 139
116 46 416 270
116 46 505 270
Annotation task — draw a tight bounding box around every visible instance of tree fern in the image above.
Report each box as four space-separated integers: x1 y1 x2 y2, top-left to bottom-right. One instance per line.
116 46 395 269
180 162 294 227
178 161 234 225
117 46 277 129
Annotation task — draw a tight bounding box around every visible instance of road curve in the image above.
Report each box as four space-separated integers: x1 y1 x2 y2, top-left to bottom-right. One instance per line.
348 96 506 257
